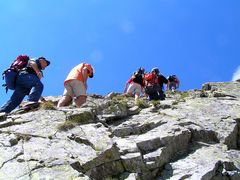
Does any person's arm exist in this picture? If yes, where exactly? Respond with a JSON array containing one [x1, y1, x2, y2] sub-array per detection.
[[141, 86, 147, 97], [176, 78, 180, 88], [82, 67, 89, 89], [162, 76, 168, 84], [29, 60, 42, 79], [124, 82, 129, 93], [166, 81, 169, 90], [124, 78, 132, 93], [158, 75, 168, 91]]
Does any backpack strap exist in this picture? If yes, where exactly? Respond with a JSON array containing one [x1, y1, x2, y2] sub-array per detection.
[[2, 69, 8, 93], [4, 85, 8, 93], [2, 69, 9, 78]]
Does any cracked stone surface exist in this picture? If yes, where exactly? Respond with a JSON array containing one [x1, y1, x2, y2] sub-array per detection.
[[0, 82, 239, 179]]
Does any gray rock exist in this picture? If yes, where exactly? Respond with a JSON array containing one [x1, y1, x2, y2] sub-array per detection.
[[0, 81, 239, 179], [158, 143, 240, 180], [0, 112, 7, 122]]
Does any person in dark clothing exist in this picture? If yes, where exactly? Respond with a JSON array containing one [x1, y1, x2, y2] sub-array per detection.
[[0, 57, 50, 113], [145, 67, 168, 100], [167, 75, 180, 92]]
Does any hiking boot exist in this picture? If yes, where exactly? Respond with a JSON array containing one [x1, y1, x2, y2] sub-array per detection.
[[22, 102, 40, 111], [14, 102, 40, 114]]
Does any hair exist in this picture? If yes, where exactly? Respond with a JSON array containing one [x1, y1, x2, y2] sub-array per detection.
[[38, 57, 46, 60], [138, 67, 145, 74], [38, 57, 50, 66], [151, 67, 160, 74]]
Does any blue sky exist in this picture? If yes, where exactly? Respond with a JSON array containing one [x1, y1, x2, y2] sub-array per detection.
[[0, 0, 239, 106]]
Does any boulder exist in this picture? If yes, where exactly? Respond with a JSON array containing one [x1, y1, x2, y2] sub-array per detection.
[[0, 81, 239, 179]]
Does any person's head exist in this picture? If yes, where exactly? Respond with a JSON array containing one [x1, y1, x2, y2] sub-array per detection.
[[38, 57, 50, 70], [151, 67, 160, 75], [85, 63, 94, 78], [138, 67, 145, 74]]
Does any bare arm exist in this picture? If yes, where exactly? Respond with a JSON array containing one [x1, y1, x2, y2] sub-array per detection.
[[29, 60, 42, 79], [166, 81, 169, 90], [82, 67, 89, 88], [124, 82, 129, 93]]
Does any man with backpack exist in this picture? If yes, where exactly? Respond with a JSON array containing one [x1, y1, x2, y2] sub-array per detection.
[[145, 67, 168, 100], [124, 67, 146, 101], [0, 56, 50, 113], [167, 75, 180, 92], [57, 63, 94, 107]]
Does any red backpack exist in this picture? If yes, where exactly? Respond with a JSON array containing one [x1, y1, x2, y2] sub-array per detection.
[[2, 55, 30, 92], [10, 55, 29, 70], [145, 72, 159, 86]]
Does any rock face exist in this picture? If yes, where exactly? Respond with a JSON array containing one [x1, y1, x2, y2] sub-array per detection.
[[0, 82, 239, 180]]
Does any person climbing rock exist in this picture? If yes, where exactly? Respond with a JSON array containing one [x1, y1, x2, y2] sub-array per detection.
[[167, 75, 180, 92], [0, 57, 50, 113], [145, 67, 168, 100], [57, 63, 94, 107], [124, 67, 146, 101]]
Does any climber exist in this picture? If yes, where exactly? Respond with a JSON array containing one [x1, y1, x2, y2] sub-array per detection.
[[0, 57, 50, 113], [144, 67, 168, 100], [167, 75, 180, 92], [124, 67, 146, 101], [57, 63, 94, 107]]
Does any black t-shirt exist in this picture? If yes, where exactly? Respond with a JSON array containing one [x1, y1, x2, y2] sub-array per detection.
[[25, 60, 42, 75], [158, 75, 168, 88], [168, 75, 177, 82], [132, 73, 145, 86]]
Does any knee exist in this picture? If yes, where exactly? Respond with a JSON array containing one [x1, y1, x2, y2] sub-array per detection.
[[35, 81, 44, 93], [79, 96, 87, 103], [57, 96, 72, 107], [39, 82, 44, 90]]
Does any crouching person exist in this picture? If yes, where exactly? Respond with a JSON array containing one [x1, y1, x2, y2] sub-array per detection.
[[124, 67, 145, 102], [167, 75, 180, 92], [0, 57, 50, 113], [57, 63, 94, 107], [145, 68, 168, 101]]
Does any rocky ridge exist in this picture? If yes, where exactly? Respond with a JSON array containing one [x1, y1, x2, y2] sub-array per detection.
[[0, 82, 239, 180]]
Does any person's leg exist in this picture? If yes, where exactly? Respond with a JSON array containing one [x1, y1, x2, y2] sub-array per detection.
[[28, 81, 43, 102], [0, 73, 37, 113], [57, 95, 73, 107], [16, 73, 44, 102], [172, 83, 177, 91], [148, 94, 153, 100], [74, 95, 87, 107], [57, 83, 74, 107], [169, 82, 176, 92], [134, 84, 142, 101], [70, 80, 87, 107], [126, 83, 138, 97], [0, 74, 31, 113], [0, 87, 27, 113], [153, 92, 160, 100], [158, 90, 165, 100], [134, 92, 140, 102]]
